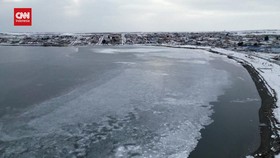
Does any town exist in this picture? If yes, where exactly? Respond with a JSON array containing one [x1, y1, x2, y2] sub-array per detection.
[[0, 30, 279, 54]]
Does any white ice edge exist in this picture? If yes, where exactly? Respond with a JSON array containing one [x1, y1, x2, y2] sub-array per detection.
[[165, 44, 280, 157]]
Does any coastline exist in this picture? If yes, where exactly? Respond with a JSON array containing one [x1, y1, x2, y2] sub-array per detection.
[[0, 44, 279, 157], [210, 49, 280, 157], [164, 45, 280, 157], [242, 62, 279, 157]]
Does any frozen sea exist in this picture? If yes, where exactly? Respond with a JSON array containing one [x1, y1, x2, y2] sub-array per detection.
[[0, 46, 260, 158]]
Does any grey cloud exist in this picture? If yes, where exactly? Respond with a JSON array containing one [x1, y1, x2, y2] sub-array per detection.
[[0, 0, 279, 32]]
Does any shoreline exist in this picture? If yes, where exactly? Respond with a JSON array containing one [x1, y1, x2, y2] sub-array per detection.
[[242, 62, 278, 157], [0, 44, 279, 157], [169, 45, 280, 157], [207, 48, 280, 157], [228, 56, 279, 157]]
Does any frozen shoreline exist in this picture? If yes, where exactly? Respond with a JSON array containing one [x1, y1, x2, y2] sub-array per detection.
[[0, 44, 278, 157], [163, 44, 280, 157], [0, 46, 238, 158]]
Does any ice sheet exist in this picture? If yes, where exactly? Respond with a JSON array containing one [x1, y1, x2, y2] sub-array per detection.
[[0, 47, 231, 158]]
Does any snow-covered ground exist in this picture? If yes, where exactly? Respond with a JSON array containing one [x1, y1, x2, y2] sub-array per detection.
[[235, 30, 280, 36]]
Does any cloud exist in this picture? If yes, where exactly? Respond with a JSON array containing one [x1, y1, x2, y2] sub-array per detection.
[[0, 0, 279, 32], [3, 0, 22, 2]]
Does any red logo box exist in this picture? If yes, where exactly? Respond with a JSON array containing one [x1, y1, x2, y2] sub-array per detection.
[[14, 8, 32, 26]]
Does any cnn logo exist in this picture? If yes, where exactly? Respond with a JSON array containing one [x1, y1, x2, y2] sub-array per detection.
[[15, 12, 30, 19], [14, 8, 32, 26]]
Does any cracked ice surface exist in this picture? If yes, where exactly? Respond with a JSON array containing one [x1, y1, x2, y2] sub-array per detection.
[[0, 46, 231, 158]]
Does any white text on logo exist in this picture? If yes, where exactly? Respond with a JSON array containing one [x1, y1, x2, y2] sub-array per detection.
[[15, 12, 30, 19]]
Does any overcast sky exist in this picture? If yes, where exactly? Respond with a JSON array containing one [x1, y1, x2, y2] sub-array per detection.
[[0, 0, 280, 32]]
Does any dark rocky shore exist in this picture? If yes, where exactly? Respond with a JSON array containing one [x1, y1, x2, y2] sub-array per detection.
[[208, 49, 280, 157], [243, 62, 279, 158]]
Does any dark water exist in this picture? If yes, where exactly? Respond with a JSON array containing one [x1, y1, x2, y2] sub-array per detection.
[[0, 46, 261, 158], [0, 46, 126, 117], [189, 60, 261, 158]]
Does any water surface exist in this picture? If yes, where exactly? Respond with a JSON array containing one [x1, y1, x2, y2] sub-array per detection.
[[0, 46, 260, 158]]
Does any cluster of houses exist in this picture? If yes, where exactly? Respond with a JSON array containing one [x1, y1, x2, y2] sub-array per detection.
[[0, 31, 279, 53]]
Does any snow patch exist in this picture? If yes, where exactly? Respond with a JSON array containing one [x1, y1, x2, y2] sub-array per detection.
[[276, 154, 280, 158]]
